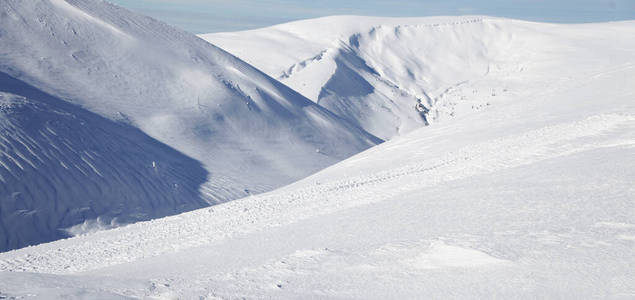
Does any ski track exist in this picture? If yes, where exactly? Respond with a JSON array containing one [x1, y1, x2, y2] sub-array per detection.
[[0, 113, 632, 274]]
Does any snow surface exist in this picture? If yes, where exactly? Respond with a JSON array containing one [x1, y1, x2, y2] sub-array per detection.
[[0, 14, 634, 298], [0, 0, 378, 250]]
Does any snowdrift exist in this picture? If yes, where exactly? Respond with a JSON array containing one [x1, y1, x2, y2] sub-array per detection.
[[0, 0, 379, 251]]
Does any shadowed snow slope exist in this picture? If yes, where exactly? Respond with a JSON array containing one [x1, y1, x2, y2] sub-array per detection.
[[0, 1, 379, 250], [0, 17, 633, 299], [0, 72, 209, 251], [203, 16, 635, 140]]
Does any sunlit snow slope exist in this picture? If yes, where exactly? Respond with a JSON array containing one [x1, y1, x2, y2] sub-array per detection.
[[0, 1, 378, 250], [203, 16, 633, 140], [0, 17, 634, 299]]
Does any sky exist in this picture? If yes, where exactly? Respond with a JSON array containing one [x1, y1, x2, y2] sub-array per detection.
[[108, 0, 635, 33]]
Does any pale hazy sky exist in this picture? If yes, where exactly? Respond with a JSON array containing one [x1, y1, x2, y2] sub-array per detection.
[[108, 0, 635, 33]]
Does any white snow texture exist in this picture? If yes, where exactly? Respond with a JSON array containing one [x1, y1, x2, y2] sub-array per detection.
[[1, 0, 635, 299]]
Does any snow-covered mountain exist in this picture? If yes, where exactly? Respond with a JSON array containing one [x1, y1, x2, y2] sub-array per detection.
[[0, 0, 379, 251], [203, 16, 634, 140], [1, 16, 634, 299]]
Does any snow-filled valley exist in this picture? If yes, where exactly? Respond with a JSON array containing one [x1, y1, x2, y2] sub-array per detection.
[[1, 0, 635, 298]]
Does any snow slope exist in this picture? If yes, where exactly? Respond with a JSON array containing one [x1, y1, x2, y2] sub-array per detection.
[[0, 0, 379, 198], [203, 16, 634, 140], [0, 0, 378, 250], [0, 17, 634, 298]]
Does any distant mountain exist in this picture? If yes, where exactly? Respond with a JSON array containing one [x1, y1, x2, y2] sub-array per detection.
[[0, 0, 379, 251], [201, 16, 551, 139]]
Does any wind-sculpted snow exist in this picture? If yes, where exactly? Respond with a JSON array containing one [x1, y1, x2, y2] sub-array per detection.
[[0, 0, 378, 250], [0, 72, 210, 251], [0, 112, 632, 273]]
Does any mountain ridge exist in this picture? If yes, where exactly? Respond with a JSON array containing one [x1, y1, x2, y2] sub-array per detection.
[[0, 0, 379, 251]]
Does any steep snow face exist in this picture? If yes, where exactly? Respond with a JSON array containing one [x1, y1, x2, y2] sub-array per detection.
[[203, 16, 634, 140], [0, 0, 379, 200], [0, 72, 210, 251], [0, 0, 379, 250]]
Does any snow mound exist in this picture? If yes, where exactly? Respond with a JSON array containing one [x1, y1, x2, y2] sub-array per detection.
[[414, 241, 508, 269]]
